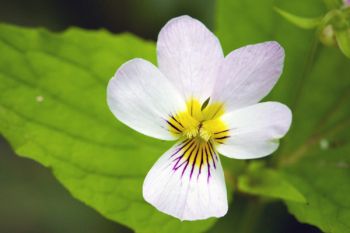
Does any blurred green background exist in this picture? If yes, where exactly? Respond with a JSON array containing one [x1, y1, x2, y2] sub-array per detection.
[[0, 0, 335, 232]]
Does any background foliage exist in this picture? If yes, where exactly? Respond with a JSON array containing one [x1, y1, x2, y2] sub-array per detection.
[[0, 0, 349, 233]]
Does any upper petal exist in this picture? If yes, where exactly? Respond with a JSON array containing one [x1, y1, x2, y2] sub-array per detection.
[[107, 58, 186, 140], [211, 41, 285, 111], [143, 140, 228, 220], [217, 102, 292, 159], [157, 15, 224, 102]]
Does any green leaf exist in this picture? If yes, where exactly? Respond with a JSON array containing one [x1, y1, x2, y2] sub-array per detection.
[[216, 0, 350, 232], [0, 24, 217, 233], [282, 145, 350, 233], [274, 7, 322, 29], [323, 0, 342, 9], [238, 163, 306, 203], [335, 29, 350, 58]]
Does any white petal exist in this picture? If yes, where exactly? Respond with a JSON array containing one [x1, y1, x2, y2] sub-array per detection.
[[211, 41, 285, 111], [107, 58, 186, 140], [143, 140, 228, 221], [217, 102, 292, 159], [157, 15, 224, 102]]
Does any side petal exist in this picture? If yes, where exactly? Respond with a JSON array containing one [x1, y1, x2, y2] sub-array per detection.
[[217, 102, 292, 159], [157, 15, 224, 102], [107, 58, 186, 140], [211, 41, 285, 111], [143, 140, 228, 221]]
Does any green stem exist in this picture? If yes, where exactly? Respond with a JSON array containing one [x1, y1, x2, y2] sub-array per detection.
[[238, 197, 266, 233], [278, 117, 350, 166], [291, 34, 319, 110]]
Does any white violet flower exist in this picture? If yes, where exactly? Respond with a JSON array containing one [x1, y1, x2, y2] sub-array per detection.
[[107, 15, 292, 221]]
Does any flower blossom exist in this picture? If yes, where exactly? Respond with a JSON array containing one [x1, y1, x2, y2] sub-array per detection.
[[107, 15, 292, 221]]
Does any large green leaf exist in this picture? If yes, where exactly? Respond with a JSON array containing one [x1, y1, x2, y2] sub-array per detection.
[[216, 0, 350, 232], [282, 145, 350, 233], [0, 24, 216, 233], [237, 162, 306, 203]]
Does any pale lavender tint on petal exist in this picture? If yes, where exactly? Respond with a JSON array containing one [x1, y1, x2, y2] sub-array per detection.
[[211, 41, 285, 111], [157, 15, 224, 102]]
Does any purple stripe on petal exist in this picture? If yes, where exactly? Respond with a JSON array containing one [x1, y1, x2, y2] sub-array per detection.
[[181, 143, 197, 178], [189, 144, 200, 180], [204, 145, 211, 183], [181, 161, 190, 178], [197, 146, 204, 180], [207, 142, 216, 169], [170, 139, 218, 183], [172, 141, 196, 170], [170, 139, 190, 158]]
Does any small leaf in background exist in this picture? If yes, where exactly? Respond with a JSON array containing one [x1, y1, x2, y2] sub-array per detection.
[[319, 25, 338, 46], [335, 28, 350, 57], [326, 7, 350, 57], [275, 1, 350, 58], [323, 0, 342, 9], [274, 7, 322, 29], [238, 162, 306, 203]]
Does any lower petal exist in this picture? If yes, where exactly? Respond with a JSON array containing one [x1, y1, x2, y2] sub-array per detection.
[[143, 140, 228, 221]]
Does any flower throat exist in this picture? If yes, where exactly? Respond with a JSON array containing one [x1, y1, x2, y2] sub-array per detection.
[[166, 98, 230, 144]]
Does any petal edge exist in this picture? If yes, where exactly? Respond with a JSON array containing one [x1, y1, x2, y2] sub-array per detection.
[[217, 102, 292, 159], [157, 15, 224, 102], [107, 58, 186, 140], [212, 41, 285, 111]]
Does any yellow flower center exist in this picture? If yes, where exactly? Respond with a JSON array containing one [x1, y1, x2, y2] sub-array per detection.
[[167, 98, 230, 144]]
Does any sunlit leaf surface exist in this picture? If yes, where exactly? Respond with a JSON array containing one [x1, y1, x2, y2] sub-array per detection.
[[237, 163, 306, 203], [0, 24, 216, 233]]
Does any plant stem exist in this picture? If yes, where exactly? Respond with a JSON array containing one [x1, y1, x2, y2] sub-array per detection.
[[238, 197, 266, 233], [278, 117, 350, 166]]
